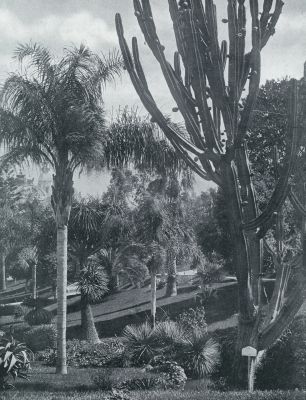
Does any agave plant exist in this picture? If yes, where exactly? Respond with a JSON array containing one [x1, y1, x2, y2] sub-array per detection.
[[122, 322, 159, 366], [154, 320, 186, 348], [178, 329, 220, 379], [0, 336, 32, 390]]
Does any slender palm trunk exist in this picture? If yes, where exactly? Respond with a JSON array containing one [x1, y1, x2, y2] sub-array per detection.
[[1, 254, 6, 291], [32, 263, 37, 299], [165, 248, 177, 297], [80, 294, 100, 344], [56, 225, 68, 375], [150, 272, 157, 328]]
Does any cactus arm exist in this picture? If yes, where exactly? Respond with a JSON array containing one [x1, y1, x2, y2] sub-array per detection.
[[237, 0, 261, 141], [115, 13, 221, 183], [187, 4, 224, 153], [260, 0, 273, 33], [259, 273, 305, 350], [237, 1, 246, 93], [116, 16, 203, 158], [261, 0, 285, 48], [134, 0, 207, 152], [227, 0, 238, 118], [288, 189, 306, 217], [243, 80, 300, 232], [238, 1, 284, 99]]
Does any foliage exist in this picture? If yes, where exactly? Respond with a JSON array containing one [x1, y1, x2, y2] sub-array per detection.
[[78, 259, 109, 304], [0, 304, 24, 317], [3, 323, 31, 344], [178, 329, 220, 378], [122, 322, 158, 366], [24, 325, 56, 352], [0, 336, 32, 390], [91, 368, 114, 391], [38, 338, 125, 368], [213, 328, 237, 388], [24, 308, 52, 326], [123, 320, 219, 379], [176, 306, 207, 333], [256, 316, 306, 390], [154, 320, 186, 348], [148, 358, 187, 390]]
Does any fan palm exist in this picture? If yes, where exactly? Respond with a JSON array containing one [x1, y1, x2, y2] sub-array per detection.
[[78, 257, 109, 344], [0, 43, 122, 374]]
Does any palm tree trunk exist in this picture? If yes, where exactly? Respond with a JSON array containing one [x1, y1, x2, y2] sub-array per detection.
[[32, 263, 37, 299], [150, 272, 157, 328], [56, 225, 68, 375], [80, 294, 100, 344], [1, 254, 6, 291], [165, 248, 177, 297]]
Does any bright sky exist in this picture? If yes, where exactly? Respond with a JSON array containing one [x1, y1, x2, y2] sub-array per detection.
[[0, 1, 305, 196]]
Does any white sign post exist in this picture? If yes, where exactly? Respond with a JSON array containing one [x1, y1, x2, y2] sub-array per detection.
[[242, 346, 257, 392]]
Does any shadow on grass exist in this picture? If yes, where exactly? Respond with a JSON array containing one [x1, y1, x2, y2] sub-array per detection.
[[16, 381, 97, 393]]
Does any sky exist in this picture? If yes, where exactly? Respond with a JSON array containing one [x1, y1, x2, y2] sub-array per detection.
[[0, 0, 305, 196]]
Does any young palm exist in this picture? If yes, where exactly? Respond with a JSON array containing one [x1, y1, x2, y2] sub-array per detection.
[[78, 257, 109, 344], [135, 191, 168, 328], [0, 43, 122, 374]]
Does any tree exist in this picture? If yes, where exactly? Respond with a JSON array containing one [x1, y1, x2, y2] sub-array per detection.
[[135, 188, 168, 328], [115, 0, 306, 387], [0, 43, 122, 374], [77, 257, 109, 343]]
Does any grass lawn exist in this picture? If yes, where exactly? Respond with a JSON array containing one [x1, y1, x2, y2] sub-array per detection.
[[0, 365, 304, 400]]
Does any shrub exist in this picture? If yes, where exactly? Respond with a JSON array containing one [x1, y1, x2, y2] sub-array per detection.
[[177, 329, 220, 378], [148, 358, 187, 389], [0, 336, 32, 390], [176, 306, 207, 333], [24, 324, 56, 352], [24, 308, 52, 326], [38, 338, 125, 367], [14, 305, 28, 320], [154, 320, 186, 348], [122, 322, 159, 366], [256, 316, 306, 390], [3, 323, 31, 343]]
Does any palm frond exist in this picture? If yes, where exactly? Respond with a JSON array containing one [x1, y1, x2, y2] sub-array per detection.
[[13, 42, 54, 85], [78, 259, 109, 303]]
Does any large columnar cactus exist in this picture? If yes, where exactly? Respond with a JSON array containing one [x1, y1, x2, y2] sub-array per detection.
[[115, 0, 306, 384]]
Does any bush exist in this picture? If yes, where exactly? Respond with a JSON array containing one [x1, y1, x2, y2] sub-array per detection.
[[24, 324, 56, 352], [2, 323, 31, 343], [176, 306, 207, 332], [24, 308, 52, 326], [256, 316, 306, 390], [123, 323, 159, 366], [38, 338, 125, 367], [0, 336, 32, 390], [148, 358, 187, 390], [14, 305, 28, 320], [176, 329, 220, 379]]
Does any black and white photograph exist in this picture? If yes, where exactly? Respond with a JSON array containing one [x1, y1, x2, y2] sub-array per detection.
[[0, 1, 305, 399]]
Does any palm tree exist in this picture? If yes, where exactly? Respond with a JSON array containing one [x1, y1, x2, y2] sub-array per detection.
[[135, 190, 168, 328], [78, 257, 109, 343], [0, 43, 122, 374]]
